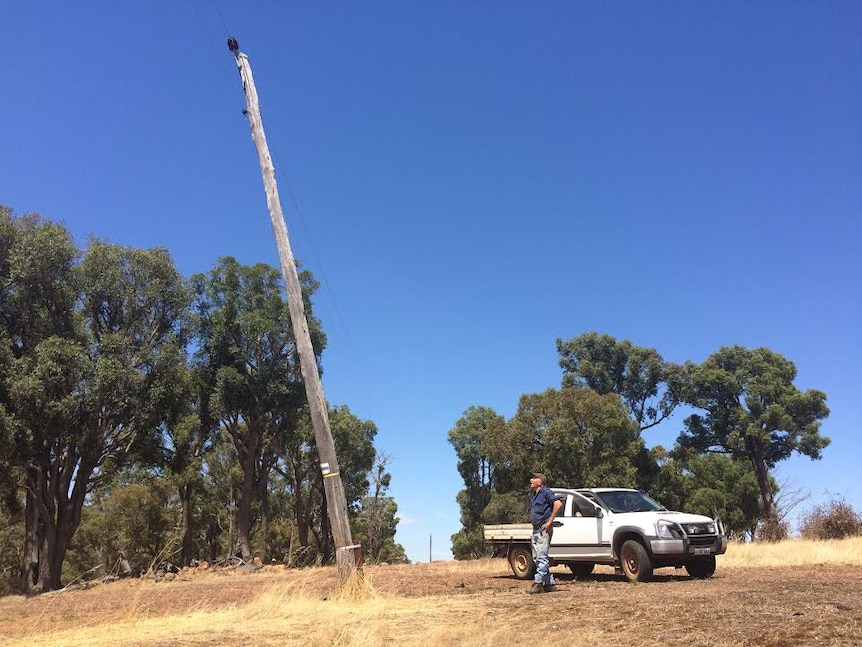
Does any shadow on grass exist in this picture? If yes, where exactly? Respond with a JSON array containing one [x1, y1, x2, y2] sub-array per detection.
[[491, 572, 704, 584]]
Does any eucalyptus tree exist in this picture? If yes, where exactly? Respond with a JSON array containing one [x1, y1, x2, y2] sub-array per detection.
[[159, 363, 212, 567], [682, 454, 763, 539], [677, 346, 829, 526], [1, 207, 188, 591], [480, 386, 641, 524], [447, 406, 503, 559], [191, 257, 323, 562], [282, 404, 377, 563], [2, 209, 82, 591], [352, 453, 406, 563], [556, 332, 685, 432]]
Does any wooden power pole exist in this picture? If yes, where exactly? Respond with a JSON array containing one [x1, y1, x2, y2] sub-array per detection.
[[227, 37, 360, 582]]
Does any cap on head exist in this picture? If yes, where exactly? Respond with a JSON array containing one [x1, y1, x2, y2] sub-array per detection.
[[530, 472, 547, 484]]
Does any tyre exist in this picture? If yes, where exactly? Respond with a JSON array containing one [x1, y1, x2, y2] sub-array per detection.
[[685, 556, 716, 579], [508, 545, 535, 580], [568, 562, 595, 577], [620, 539, 653, 582]]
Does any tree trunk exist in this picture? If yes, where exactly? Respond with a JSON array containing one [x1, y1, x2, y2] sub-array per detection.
[[23, 484, 40, 593], [237, 455, 256, 561], [38, 460, 90, 591], [749, 439, 776, 520], [180, 483, 194, 566], [290, 461, 310, 550], [258, 473, 269, 563]]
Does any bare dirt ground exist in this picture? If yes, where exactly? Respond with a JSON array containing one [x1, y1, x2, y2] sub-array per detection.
[[1, 560, 860, 646]]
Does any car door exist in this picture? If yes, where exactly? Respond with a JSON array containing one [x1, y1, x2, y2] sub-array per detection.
[[549, 493, 612, 560]]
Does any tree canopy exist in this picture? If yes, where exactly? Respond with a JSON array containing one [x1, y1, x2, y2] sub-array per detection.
[[450, 334, 831, 554], [0, 206, 405, 593], [677, 345, 830, 523], [556, 332, 684, 431]]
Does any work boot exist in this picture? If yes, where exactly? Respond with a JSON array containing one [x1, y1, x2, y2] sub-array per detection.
[[543, 582, 556, 593], [527, 583, 544, 594]]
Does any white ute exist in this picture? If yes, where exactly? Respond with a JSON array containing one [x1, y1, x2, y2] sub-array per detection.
[[484, 487, 728, 582]]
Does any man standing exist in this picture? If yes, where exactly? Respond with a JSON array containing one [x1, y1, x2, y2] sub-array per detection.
[[528, 472, 562, 593]]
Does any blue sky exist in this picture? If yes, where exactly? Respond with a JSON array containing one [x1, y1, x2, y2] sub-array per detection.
[[3, 2, 860, 562]]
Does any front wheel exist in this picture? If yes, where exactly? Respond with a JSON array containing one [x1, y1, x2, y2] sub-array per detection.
[[685, 556, 716, 579], [508, 545, 535, 580], [620, 539, 653, 582]]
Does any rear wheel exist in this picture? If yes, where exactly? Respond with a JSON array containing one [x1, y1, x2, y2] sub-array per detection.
[[508, 545, 535, 580], [620, 539, 653, 582], [568, 562, 595, 577], [685, 556, 716, 579]]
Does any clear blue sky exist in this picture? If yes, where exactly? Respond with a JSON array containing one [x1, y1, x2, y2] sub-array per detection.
[[3, 3, 860, 562]]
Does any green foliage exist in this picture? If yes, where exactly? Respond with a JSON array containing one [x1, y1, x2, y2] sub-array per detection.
[[0, 505, 23, 596], [449, 335, 831, 557], [679, 346, 830, 464], [493, 387, 642, 490], [198, 429, 243, 563], [556, 332, 684, 431], [351, 454, 407, 564], [447, 407, 503, 559], [283, 405, 379, 563], [191, 257, 316, 561], [330, 406, 377, 511], [1, 208, 399, 589], [65, 474, 180, 582], [798, 498, 862, 540], [480, 491, 526, 525], [353, 496, 407, 564], [678, 346, 830, 520], [447, 385, 645, 556], [450, 525, 487, 560], [448, 406, 501, 525], [680, 454, 762, 538]]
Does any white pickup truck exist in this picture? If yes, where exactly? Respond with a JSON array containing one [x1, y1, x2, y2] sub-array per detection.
[[484, 487, 728, 582]]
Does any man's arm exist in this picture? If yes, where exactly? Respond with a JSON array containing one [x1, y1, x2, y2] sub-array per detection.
[[541, 497, 563, 530]]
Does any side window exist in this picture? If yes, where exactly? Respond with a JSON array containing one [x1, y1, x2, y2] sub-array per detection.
[[571, 493, 594, 517]]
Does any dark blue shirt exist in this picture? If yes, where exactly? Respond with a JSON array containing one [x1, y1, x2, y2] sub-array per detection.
[[530, 485, 557, 527]]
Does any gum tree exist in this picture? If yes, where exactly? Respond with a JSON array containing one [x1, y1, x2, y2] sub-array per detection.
[[556, 332, 685, 432], [677, 346, 829, 527], [191, 257, 321, 562], [2, 208, 188, 590]]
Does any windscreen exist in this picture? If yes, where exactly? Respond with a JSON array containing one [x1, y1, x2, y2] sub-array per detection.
[[593, 490, 666, 513]]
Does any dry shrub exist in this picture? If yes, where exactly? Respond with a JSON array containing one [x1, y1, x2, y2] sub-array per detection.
[[756, 515, 788, 542], [798, 497, 862, 540]]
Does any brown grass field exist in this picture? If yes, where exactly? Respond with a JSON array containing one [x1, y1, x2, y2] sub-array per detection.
[[0, 537, 860, 646]]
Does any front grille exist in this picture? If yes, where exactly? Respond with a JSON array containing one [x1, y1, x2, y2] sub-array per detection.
[[682, 522, 715, 535], [688, 535, 717, 547]]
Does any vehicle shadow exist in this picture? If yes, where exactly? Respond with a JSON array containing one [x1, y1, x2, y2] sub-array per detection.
[[491, 572, 696, 584]]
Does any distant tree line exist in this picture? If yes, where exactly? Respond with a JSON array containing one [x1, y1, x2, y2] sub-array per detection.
[[0, 206, 406, 595], [449, 332, 833, 558]]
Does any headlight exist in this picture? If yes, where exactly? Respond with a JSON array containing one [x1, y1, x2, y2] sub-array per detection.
[[656, 519, 680, 539]]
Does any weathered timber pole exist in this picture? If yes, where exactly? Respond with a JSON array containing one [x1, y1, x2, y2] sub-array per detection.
[[227, 37, 360, 582]]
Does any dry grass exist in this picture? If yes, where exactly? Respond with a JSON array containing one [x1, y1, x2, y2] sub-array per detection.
[[1, 538, 860, 647], [721, 535, 862, 567]]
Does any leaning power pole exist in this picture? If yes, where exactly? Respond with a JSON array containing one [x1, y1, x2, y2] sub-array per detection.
[[227, 37, 360, 582]]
